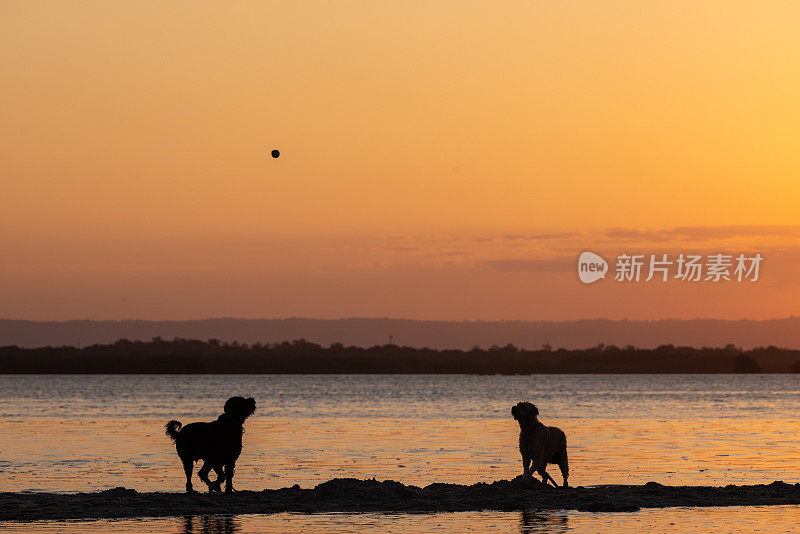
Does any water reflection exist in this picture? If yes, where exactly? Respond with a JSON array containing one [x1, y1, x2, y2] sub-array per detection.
[[519, 510, 569, 533], [5, 507, 800, 533], [182, 515, 240, 534]]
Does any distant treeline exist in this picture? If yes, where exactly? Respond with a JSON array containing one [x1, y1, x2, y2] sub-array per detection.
[[4, 338, 800, 374]]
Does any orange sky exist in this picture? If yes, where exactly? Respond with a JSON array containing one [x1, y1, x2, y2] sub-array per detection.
[[2, 1, 800, 320]]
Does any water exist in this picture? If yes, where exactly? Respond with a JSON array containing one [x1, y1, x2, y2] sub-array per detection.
[[2, 374, 800, 532], [3, 507, 800, 533]]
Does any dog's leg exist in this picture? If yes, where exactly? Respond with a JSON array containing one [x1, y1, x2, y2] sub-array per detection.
[[521, 454, 532, 481], [557, 450, 569, 488], [530, 451, 546, 484], [539, 467, 559, 488], [209, 465, 224, 492], [181, 456, 196, 494], [198, 461, 214, 492], [224, 462, 236, 494]]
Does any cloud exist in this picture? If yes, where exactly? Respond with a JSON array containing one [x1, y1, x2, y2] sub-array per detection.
[[484, 257, 573, 272], [602, 229, 669, 241], [669, 225, 800, 240], [601, 225, 800, 243], [384, 246, 421, 252], [502, 232, 581, 241], [437, 250, 472, 257]]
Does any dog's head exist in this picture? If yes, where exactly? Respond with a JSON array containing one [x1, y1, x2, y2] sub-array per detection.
[[224, 396, 256, 424], [511, 401, 539, 422]]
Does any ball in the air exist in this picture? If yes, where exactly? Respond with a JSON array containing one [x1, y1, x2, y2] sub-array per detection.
[[270, 149, 280, 159]]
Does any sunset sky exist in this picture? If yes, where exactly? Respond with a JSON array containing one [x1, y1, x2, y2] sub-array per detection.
[[2, 1, 800, 320]]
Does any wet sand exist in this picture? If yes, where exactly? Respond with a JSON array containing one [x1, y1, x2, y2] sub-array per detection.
[[4, 478, 800, 520]]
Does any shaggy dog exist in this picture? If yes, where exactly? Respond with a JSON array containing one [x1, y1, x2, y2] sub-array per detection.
[[165, 396, 256, 493], [511, 401, 568, 487]]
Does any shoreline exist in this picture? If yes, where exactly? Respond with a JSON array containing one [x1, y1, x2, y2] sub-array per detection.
[[3, 478, 800, 520]]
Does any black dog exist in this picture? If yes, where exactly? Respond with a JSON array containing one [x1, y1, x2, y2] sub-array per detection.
[[165, 396, 256, 493], [511, 401, 569, 487]]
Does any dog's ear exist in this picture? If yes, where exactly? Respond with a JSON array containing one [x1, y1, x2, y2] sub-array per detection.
[[224, 396, 244, 415], [530, 404, 539, 417], [511, 403, 520, 420], [247, 397, 256, 415]]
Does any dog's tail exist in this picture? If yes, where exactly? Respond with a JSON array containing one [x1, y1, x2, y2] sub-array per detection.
[[165, 420, 182, 442]]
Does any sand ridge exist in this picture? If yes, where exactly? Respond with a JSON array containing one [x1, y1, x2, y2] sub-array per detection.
[[4, 477, 800, 520]]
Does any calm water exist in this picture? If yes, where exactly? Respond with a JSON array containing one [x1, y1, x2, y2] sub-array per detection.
[[2, 374, 800, 532], [4, 507, 800, 533]]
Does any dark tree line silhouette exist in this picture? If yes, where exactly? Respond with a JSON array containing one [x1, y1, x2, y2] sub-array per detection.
[[0, 338, 796, 373]]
